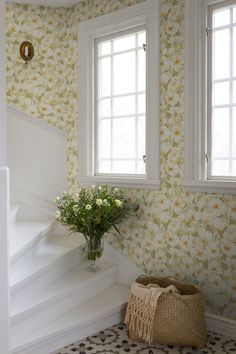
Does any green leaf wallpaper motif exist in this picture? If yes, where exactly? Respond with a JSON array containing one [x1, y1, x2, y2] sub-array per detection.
[[6, 0, 236, 320]]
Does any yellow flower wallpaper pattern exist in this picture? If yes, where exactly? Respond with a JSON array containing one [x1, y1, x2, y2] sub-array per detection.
[[6, 0, 236, 321]]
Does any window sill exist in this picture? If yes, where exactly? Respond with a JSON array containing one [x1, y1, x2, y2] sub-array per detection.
[[182, 179, 236, 194], [78, 176, 161, 190]]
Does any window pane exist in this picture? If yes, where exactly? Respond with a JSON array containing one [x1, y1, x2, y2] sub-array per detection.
[[138, 48, 146, 91], [112, 160, 136, 174], [212, 108, 229, 158], [137, 160, 145, 174], [233, 8, 236, 23], [113, 34, 135, 53], [99, 99, 111, 117], [113, 117, 135, 159], [98, 57, 111, 97], [232, 161, 236, 175], [212, 135, 229, 159], [98, 40, 111, 56], [98, 160, 111, 174], [212, 160, 230, 176], [138, 31, 146, 47], [213, 81, 230, 105], [113, 52, 135, 95], [137, 115, 146, 158], [213, 29, 230, 80], [233, 80, 236, 104], [98, 119, 111, 159], [233, 108, 236, 157], [95, 28, 146, 176], [138, 93, 146, 114], [113, 95, 135, 116], [233, 28, 236, 77], [213, 9, 230, 28]]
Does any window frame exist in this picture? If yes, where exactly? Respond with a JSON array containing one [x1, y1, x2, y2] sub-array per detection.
[[183, 0, 236, 194], [78, 0, 160, 189]]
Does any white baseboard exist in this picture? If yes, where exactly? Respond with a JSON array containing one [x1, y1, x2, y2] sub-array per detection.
[[206, 312, 236, 339]]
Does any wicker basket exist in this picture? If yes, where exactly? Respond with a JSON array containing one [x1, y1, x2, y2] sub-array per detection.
[[127, 275, 207, 348]]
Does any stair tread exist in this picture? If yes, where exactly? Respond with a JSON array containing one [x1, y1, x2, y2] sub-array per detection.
[[10, 234, 84, 288], [11, 283, 129, 350], [11, 260, 118, 318], [10, 221, 53, 259]]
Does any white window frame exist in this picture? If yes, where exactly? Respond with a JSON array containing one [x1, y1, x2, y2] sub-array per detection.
[[184, 0, 236, 194], [78, 0, 160, 189]]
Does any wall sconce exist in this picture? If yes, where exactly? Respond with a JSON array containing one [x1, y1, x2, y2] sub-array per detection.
[[19, 41, 34, 62]]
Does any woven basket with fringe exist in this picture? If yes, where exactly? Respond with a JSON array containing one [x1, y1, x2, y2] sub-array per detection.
[[127, 275, 207, 348]]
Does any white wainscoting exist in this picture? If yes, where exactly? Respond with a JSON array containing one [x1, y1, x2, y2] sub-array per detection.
[[7, 106, 68, 207]]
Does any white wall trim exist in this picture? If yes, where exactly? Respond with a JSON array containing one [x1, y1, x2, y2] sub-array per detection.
[[7, 105, 68, 139], [0, 168, 10, 354], [206, 312, 236, 339], [78, 0, 160, 190], [79, 176, 161, 190], [0, 0, 9, 352], [183, 179, 236, 194], [183, 0, 236, 194]]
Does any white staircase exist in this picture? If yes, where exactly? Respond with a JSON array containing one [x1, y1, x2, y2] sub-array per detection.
[[9, 202, 141, 354]]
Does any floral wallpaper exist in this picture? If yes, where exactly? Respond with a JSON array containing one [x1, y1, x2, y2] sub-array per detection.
[[6, 0, 236, 321]]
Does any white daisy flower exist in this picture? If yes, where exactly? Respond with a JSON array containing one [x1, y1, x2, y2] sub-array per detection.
[[96, 199, 103, 206], [115, 199, 123, 207]]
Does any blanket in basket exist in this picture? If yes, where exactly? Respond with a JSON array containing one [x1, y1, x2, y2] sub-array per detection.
[[124, 281, 180, 344]]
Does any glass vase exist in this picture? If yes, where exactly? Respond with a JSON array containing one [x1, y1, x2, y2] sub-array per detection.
[[83, 236, 104, 272]]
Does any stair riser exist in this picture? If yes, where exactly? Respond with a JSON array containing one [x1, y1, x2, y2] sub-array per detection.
[[11, 271, 116, 335], [10, 224, 53, 265], [10, 204, 20, 229], [11, 195, 55, 222], [11, 245, 85, 294], [11, 306, 125, 354]]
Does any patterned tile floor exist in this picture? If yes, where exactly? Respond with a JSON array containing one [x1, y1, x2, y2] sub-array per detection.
[[52, 323, 236, 354]]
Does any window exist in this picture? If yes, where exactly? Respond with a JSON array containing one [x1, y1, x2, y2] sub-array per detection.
[[78, 0, 160, 189], [184, 0, 236, 194], [209, 1, 236, 178], [95, 28, 146, 176]]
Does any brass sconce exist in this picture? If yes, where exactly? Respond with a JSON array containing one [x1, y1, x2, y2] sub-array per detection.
[[20, 41, 34, 62]]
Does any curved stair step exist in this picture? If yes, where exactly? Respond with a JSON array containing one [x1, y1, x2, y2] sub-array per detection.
[[11, 260, 118, 324], [10, 284, 129, 354], [10, 234, 85, 293], [10, 220, 54, 263]]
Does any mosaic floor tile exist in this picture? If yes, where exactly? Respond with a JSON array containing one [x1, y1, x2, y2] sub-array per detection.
[[52, 323, 236, 354]]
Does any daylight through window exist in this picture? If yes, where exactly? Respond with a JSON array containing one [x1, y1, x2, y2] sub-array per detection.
[[209, 2, 236, 178], [95, 28, 146, 176]]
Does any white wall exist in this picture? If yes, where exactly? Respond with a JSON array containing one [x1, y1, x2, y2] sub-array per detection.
[[7, 106, 68, 207]]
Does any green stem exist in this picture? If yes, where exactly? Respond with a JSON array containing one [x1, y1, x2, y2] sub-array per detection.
[[86, 236, 103, 261]]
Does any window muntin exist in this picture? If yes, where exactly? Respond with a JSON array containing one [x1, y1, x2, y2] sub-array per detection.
[[208, 1, 236, 178], [95, 28, 146, 176]]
